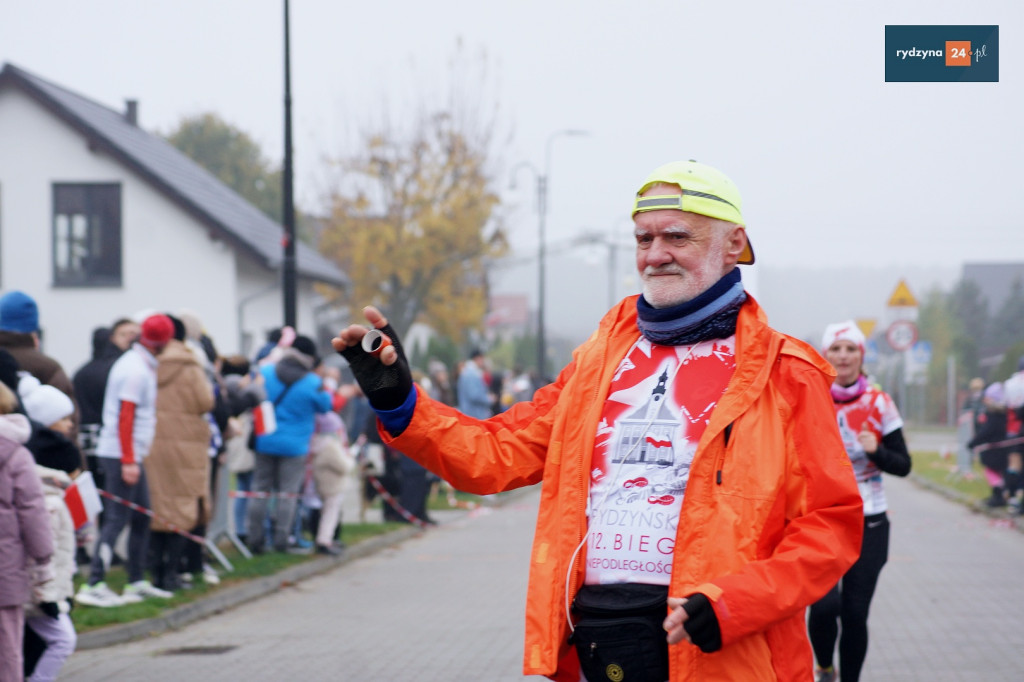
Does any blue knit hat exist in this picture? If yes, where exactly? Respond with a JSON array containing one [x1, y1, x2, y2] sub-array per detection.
[[0, 291, 39, 333]]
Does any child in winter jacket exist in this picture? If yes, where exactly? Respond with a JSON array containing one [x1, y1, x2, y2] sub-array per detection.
[[311, 411, 354, 555], [19, 375, 81, 681], [0, 380, 54, 681]]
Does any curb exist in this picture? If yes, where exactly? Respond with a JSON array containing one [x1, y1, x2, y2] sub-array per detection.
[[76, 524, 421, 650], [76, 485, 538, 650], [908, 473, 1024, 533]]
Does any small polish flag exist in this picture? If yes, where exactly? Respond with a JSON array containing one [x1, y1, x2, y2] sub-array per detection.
[[252, 401, 277, 436], [64, 471, 103, 530]]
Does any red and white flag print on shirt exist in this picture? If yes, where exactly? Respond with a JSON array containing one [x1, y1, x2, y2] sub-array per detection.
[[585, 336, 735, 585], [834, 387, 903, 515]]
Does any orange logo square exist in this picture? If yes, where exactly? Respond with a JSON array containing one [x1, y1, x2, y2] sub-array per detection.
[[946, 41, 971, 66]]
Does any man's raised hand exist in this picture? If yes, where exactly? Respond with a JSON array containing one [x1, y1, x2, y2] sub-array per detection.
[[331, 306, 412, 411]]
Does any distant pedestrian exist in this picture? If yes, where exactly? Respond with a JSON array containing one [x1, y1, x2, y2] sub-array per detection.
[[72, 323, 127, 484], [310, 411, 353, 554], [1003, 357, 1024, 512], [456, 349, 491, 419], [969, 382, 1013, 508], [220, 356, 263, 547], [0, 380, 54, 681], [426, 360, 455, 407], [76, 314, 176, 607], [145, 320, 214, 592], [0, 290, 79, 451], [808, 321, 912, 682], [955, 377, 986, 479], [246, 336, 332, 553]]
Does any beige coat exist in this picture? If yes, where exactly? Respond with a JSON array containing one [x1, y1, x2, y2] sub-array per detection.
[[146, 340, 214, 533], [312, 433, 354, 498]]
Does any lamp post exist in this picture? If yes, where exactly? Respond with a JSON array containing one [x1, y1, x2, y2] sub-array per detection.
[[281, 0, 297, 328], [574, 222, 633, 309], [511, 129, 588, 380]]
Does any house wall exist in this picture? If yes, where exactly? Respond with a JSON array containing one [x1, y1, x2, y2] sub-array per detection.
[[0, 85, 281, 373], [235, 260, 331, 359]]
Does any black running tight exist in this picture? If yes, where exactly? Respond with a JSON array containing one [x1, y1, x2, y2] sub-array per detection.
[[808, 512, 889, 682]]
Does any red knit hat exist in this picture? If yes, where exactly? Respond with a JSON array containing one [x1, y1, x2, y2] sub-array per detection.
[[139, 314, 174, 350]]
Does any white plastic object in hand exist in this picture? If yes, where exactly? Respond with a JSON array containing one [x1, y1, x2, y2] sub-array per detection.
[[361, 329, 393, 358]]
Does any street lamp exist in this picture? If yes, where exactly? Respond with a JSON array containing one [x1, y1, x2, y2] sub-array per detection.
[[510, 129, 588, 379], [574, 221, 633, 309]]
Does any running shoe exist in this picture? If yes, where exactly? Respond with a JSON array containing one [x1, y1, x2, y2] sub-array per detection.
[[75, 581, 124, 608], [202, 563, 221, 585], [815, 667, 837, 682], [122, 579, 173, 601]]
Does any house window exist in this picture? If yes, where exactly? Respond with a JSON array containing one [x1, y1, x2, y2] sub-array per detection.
[[52, 183, 122, 287]]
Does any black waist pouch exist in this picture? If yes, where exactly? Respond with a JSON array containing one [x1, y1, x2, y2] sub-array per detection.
[[570, 583, 669, 682]]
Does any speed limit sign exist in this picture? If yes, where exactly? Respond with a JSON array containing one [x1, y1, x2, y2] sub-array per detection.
[[886, 320, 918, 351]]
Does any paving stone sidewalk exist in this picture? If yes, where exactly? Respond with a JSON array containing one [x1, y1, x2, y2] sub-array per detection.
[[61, 430, 1024, 680]]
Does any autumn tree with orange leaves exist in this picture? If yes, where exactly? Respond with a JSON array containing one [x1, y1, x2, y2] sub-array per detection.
[[319, 99, 507, 343]]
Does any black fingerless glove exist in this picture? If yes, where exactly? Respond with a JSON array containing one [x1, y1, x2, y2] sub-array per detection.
[[337, 322, 414, 411], [40, 601, 61, 619], [682, 593, 722, 653]]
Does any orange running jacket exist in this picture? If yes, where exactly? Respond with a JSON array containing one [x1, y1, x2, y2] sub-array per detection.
[[384, 294, 863, 681]]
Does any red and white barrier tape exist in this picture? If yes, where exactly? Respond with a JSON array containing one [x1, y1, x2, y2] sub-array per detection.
[[230, 483, 435, 527], [973, 434, 1024, 452], [365, 475, 433, 529], [97, 488, 207, 545], [227, 490, 302, 499], [102, 481, 433, 547]]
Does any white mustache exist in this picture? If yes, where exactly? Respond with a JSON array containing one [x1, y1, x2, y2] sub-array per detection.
[[643, 265, 685, 277]]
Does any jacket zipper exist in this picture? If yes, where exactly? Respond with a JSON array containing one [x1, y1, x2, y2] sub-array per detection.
[[716, 422, 733, 485]]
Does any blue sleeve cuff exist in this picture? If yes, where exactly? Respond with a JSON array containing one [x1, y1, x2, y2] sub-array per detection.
[[374, 386, 418, 436]]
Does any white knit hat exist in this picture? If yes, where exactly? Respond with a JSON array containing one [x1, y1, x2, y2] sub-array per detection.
[[18, 374, 74, 427], [821, 320, 866, 353]]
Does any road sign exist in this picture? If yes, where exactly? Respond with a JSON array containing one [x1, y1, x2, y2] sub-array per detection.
[[856, 318, 877, 339], [911, 340, 932, 366], [886, 320, 918, 351], [864, 339, 879, 366], [887, 279, 919, 308]]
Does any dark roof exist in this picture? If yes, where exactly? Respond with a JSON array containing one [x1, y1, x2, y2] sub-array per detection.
[[0, 62, 347, 288], [962, 262, 1024, 313]]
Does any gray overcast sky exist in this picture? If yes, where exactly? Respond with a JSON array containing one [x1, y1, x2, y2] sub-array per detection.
[[3, 1, 1021, 280]]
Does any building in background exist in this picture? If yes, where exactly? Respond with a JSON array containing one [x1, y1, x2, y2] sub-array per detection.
[[962, 262, 1024, 318], [0, 63, 348, 371]]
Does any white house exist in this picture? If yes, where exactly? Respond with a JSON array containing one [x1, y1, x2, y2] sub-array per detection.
[[0, 63, 349, 374]]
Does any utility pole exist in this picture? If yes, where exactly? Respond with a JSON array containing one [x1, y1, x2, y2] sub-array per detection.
[[281, 0, 297, 328]]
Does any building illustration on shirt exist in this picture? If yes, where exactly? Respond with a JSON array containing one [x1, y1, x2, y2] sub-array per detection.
[[585, 339, 736, 584], [612, 367, 678, 468]]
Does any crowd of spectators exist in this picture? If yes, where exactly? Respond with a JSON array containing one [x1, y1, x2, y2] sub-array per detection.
[[966, 356, 1024, 512], [0, 287, 537, 679]]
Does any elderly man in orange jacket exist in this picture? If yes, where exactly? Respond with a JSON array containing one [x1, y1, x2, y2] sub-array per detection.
[[334, 160, 863, 682]]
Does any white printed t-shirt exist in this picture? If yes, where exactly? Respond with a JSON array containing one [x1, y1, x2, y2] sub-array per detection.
[[95, 343, 159, 463], [833, 387, 903, 515], [585, 336, 735, 586]]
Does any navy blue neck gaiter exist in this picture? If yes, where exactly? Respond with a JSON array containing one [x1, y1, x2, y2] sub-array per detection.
[[636, 268, 746, 346]]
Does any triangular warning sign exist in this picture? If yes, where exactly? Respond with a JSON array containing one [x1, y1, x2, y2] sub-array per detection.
[[856, 319, 877, 338], [887, 279, 918, 308]]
